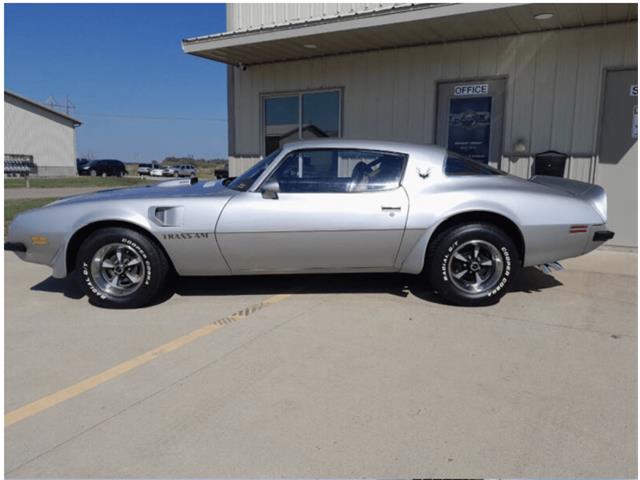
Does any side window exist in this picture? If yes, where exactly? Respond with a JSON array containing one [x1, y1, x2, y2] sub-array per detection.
[[266, 149, 406, 193]]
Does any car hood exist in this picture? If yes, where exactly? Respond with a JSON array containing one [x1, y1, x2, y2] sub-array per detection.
[[49, 179, 235, 206]]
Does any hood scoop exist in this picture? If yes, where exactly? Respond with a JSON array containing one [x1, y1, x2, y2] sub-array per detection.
[[157, 177, 198, 188]]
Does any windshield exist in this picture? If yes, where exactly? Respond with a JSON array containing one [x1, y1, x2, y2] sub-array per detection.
[[227, 148, 282, 191]]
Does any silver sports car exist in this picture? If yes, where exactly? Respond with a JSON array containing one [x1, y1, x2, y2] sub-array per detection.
[[5, 139, 614, 308]]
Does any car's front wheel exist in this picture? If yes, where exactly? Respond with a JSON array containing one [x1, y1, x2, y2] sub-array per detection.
[[75, 227, 171, 308], [427, 223, 520, 306]]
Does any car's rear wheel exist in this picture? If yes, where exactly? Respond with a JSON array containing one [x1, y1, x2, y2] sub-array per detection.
[[427, 223, 520, 306], [75, 227, 170, 308]]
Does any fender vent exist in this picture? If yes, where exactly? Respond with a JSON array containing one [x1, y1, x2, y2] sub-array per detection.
[[150, 206, 183, 226]]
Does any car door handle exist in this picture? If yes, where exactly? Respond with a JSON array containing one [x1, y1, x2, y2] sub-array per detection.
[[381, 206, 402, 211]]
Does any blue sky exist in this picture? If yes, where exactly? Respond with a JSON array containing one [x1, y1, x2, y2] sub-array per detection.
[[5, 3, 228, 162]]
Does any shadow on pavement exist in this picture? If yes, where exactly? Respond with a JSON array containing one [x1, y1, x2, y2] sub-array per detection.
[[29, 266, 562, 307]]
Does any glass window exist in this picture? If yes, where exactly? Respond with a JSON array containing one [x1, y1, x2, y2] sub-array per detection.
[[302, 91, 340, 138], [227, 148, 282, 192], [264, 96, 298, 156], [265, 149, 406, 193], [444, 151, 505, 176], [263, 90, 341, 155]]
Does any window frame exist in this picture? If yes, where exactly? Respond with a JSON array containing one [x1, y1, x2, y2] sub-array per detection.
[[260, 88, 344, 156], [254, 147, 409, 195]]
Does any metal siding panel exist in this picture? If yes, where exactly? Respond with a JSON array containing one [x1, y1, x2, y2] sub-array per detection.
[[440, 42, 462, 80], [571, 27, 603, 154], [4, 97, 76, 174], [530, 31, 558, 153], [510, 34, 537, 155], [392, 49, 411, 141], [375, 50, 395, 139], [550, 28, 581, 153], [422, 45, 441, 144], [601, 22, 628, 67], [623, 21, 638, 66], [406, 46, 427, 143], [497, 35, 518, 153]]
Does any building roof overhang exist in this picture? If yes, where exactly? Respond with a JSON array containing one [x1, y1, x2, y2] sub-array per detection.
[[5, 90, 82, 126], [182, 3, 638, 66]]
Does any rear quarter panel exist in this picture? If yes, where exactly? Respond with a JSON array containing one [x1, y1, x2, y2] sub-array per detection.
[[398, 167, 604, 273]]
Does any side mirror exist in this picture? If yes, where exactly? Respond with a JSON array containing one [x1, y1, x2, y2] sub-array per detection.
[[261, 179, 279, 199]]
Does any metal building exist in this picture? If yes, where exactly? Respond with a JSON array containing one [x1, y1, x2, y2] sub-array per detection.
[[183, 3, 638, 247], [5, 91, 81, 177]]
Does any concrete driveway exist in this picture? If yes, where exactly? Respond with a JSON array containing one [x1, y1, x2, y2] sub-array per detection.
[[4, 250, 637, 477]]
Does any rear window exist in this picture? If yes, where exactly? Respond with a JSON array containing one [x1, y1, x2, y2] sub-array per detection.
[[444, 152, 505, 176]]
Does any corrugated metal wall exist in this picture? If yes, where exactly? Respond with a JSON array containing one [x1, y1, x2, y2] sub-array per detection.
[[227, 3, 408, 32], [229, 22, 637, 180], [5, 95, 77, 176]]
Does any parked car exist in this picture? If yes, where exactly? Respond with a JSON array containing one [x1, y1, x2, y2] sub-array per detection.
[[5, 139, 614, 309], [149, 167, 166, 177], [176, 164, 197, 177], [137, 163, 159, 176], [78, 159, 127, 177], [214, 167, 229, 179], [76, 158, 90, 174], [162, 166, 179, 177]]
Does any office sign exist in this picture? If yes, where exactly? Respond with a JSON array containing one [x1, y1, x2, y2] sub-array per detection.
[[453, 83, 489, 96]]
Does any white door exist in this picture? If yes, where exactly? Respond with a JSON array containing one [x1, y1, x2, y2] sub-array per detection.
[[216, 148, 409, 273]]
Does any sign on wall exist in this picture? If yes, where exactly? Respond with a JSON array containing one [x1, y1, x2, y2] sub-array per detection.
[[453, 84, 489, 96], [630, 84, 637, 96], [447, 97, 492, 163]]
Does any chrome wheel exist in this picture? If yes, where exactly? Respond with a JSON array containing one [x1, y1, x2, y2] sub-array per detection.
[[447, 239, 504, 295], [90, 243, 146, 297]]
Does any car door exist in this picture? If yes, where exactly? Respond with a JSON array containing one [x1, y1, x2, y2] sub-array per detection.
[[216, 148, 409, 274]]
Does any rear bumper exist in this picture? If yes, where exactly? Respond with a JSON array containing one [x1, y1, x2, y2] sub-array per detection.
[[593, 230, 615, 242], [4, 242, 26, 252]]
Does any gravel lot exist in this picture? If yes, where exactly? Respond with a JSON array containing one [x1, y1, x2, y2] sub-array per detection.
[[4, 249, 637, 477]]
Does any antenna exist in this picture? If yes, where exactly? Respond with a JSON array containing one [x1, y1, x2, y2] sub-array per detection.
[[45, 95, 76, 115]]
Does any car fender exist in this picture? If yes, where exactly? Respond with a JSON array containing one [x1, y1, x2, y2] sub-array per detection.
[[53, 207, 156, 279]]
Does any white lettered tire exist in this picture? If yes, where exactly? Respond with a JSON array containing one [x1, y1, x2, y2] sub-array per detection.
[[75, 227, 170, 308], [427, 223, 520, 306]]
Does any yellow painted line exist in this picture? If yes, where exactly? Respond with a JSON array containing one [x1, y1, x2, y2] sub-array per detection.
[[5, 293, 291, 427]]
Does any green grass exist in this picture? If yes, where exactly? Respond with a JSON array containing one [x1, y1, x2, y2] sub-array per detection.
[[5, 197, 59, 236], [4, 176, 152, 189]]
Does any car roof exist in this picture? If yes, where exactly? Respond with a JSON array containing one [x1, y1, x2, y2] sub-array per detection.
[[279, 138, 446, 157]]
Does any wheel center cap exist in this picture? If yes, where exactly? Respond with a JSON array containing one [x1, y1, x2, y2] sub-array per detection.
[[470, 262, 480, 272], [114, 265, 124, 275]]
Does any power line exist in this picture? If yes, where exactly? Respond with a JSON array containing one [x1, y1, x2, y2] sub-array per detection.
[[76, 111, 227, 122]]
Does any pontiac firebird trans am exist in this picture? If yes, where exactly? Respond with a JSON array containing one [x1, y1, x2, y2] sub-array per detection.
[[5, 140, 614, 309]]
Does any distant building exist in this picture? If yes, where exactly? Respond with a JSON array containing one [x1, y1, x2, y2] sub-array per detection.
[[183, 3, 638, 247], [5, 90, 81, 176]]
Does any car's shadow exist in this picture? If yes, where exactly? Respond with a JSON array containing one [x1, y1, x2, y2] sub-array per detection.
[[30, 267, 562, 308]]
